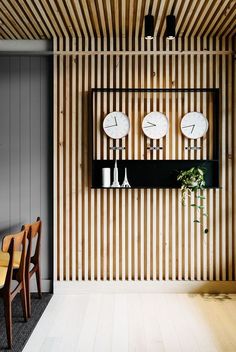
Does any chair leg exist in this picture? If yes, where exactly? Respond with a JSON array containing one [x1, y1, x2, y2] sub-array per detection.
[[4, 294, 12, 349], [25, 273, 31, 318], [20, 279, 28, 322], [36, 267, 42, 299]]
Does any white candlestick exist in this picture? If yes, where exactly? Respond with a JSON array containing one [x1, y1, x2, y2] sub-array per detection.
[[102, 168, 111, 187]]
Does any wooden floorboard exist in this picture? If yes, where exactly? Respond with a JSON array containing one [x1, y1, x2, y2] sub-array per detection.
[[23, 293, 236, 352]]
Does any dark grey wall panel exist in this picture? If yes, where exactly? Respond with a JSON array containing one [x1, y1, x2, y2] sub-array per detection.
[[0, 56, 52, 287], [0, 58, 10, 234]]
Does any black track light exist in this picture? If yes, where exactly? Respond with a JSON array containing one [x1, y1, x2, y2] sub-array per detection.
[[145, 15, 154, 40], [166, 15, 175, 40]]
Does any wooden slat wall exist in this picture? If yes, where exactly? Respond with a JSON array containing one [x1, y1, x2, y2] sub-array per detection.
[[1, 0, 236, 40], [54, 37, 236, 281]]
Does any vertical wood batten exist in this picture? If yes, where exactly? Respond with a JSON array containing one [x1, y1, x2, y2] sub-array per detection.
[[140, 39, 145, 280], [82, 39, 89, 281], [159, 38, 163, 281], [164, 41, 170, 281], [190, 38, 195, 280], [177, 37, 183, 280], [127, 48, 132, 281], [109, 40, 114, 280], [172, 51, 177, 281], [58, 37, 64, 281], [65, 40, 70, 281], [71, 38, 76, 281], [183, 37, 189, 280], [121, 54, 126, 281], [221, 38, 227, 281], [208, 41, 214, 281], [233, 36, 236, 280], [53, 37, 58, 281], [146, 43, 151, 281], [103, 39, 108, 281], [231, 39, 235, 275], [77, 37, 83, 280], [227, 38, 233, 280]]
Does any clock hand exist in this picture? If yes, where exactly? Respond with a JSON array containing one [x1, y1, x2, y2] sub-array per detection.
[[191, 124, 195, 133], [114, 116, 118, 126], [182, 124, 195, 129], [104, 124, 117, 128], [143, 121, 156, 128]]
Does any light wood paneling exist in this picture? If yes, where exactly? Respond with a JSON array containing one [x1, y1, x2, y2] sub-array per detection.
[[53, 37, 236, 281], [0, 0, 236, 40]]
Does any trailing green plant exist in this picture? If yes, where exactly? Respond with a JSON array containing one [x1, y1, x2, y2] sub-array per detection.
[[177, 167, 208, 234]]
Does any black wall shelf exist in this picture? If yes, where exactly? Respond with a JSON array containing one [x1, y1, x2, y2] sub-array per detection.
[[91, 88, 220, 189], [92, 160, 219, 189]]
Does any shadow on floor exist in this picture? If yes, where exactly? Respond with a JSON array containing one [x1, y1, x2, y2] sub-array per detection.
[[0, 293, 52, 352]]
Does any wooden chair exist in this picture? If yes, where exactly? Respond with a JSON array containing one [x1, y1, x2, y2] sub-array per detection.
[[0, 230, 28, 349], [22, 217, 42, 317]]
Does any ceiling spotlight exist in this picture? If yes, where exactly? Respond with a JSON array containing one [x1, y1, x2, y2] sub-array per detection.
[[145, 15, 154, 40], [166, 15, 175, 40]]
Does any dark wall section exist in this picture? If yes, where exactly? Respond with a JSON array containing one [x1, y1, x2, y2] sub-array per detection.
[[0, 56, 53, 290]]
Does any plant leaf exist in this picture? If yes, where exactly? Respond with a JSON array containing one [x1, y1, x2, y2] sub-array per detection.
[[198, 169, 204, 175]]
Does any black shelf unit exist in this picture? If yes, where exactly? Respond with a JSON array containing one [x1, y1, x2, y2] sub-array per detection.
[[91, 88, 220, 189]]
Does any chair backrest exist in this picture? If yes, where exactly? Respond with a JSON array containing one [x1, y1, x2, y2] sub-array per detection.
[[4, 238, 15, 292], [2, 229, 26, 252], [22, 217, 41, 264], [2, 230, 27, 281]]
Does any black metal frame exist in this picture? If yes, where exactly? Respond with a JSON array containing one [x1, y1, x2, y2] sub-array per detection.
[[91, 88, 220, 189]]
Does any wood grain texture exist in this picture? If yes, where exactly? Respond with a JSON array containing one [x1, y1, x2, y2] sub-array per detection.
[[0, 0, 235, 40], [52, 36, 235, 282]]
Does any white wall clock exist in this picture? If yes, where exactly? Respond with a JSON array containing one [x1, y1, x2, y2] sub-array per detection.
[[103, 111, 130, 139], [142, 112, 169, 139], [180, 112, 208, 139]]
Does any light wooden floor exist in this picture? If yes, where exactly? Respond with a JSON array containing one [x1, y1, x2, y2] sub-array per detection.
[[23, 293, 236, 352]]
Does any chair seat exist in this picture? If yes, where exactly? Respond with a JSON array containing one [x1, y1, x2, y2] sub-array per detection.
[[0, 250, 22, 268], [0, 266, 7, 287]]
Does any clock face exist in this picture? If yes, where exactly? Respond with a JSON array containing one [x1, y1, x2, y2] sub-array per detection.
[[142, 112, 169, 139], [181, 112, 208, 139], [103, 111, 130, 139]]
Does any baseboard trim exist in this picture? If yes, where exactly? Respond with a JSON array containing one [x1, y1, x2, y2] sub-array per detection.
[[53, 280, 236, 294]]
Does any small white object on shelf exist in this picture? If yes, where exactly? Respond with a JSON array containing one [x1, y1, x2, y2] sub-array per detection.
[[102, 168, 111, 187], [111, 160, 120, 188], [121, 168, 131, 188]]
